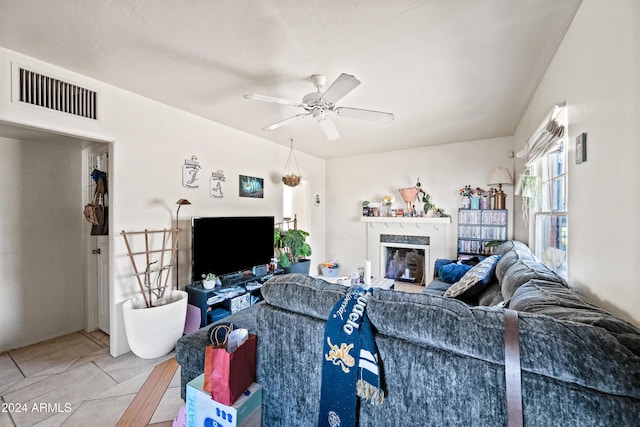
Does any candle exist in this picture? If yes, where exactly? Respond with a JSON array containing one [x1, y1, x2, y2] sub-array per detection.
[[364, 260, 371, 285]]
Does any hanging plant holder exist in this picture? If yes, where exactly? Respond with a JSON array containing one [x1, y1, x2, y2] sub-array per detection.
[[282, 138, 302, 187]]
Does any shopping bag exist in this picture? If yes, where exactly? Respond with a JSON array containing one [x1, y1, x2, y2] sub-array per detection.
[[203, 334, 257, 405]]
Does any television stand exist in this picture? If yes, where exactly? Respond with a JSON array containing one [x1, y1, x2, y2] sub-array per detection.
[[186, 269, 283, 327]]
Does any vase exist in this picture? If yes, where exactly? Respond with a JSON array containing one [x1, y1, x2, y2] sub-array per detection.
[[122, 290, 188, 359], [398, 187, 419, 215], [202, 279, 216, 289], [462, 195, 471, 209], [283, 259, 311, 275], [471, 196, 480, 209]]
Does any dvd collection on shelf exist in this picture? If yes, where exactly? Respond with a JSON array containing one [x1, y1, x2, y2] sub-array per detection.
[[457, 209, 508, 257]]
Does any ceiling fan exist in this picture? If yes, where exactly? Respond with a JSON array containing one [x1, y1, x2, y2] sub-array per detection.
[[244, 73, 394, 141]]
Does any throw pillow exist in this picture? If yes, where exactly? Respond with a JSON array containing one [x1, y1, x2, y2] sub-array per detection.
[[438, 263, 473, 284], [444, 255, 502, 299]]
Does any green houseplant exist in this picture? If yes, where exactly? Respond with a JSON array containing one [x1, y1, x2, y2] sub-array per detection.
[[274, 228, 312, 274]]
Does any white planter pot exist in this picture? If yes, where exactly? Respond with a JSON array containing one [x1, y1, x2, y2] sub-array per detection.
[[122, 290, 188, 359]]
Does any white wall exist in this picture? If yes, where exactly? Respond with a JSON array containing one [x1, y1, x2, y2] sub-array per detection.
[[512, 0, 639, 326], [326, 137, 514, 276], [0, 136, 84, 351], [0, 48, 326, 355]]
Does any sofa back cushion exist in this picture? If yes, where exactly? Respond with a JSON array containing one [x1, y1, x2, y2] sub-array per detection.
[[510, 279, 640, 357], [477, 281, 504, 306], [367, 288, 640, 400], [262, 273, 347, 320], [501, 257, 567, 300], [495, 240, 530, 255], [494, 248, 536, 283]]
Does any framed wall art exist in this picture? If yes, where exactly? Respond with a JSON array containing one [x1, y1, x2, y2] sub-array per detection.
[[239, 175, 264, 198]]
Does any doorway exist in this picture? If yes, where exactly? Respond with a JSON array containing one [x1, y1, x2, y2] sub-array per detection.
[[0, 122, 112, 351]]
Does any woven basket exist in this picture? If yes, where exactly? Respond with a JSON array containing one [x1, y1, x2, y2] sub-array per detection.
[[282, 174, 302, 187]]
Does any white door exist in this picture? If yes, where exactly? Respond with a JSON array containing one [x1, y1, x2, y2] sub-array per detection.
[[86, 150, 110, 334], [97, 235, 110, 333]]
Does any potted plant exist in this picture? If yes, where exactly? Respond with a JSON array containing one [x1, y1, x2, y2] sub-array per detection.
[[121, 229, 188, 359], [274, 227, 312, 274], [201, 272, 218, 289], [416, 178, 433, 215]]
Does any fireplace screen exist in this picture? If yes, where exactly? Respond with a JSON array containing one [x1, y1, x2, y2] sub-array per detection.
[[383, 246, 426, 284], [380, 234, 430, 285]]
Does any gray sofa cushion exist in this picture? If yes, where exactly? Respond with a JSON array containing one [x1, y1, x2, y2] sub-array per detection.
[[261, 273, 347, 320], [494, 248, 536, 283], [510, 279, 640, 357], [501, 257, 567, 300], [423, 279, 452, 296], [368, 288, 640, 400], [495, 240, 530, 255], [477, 281, 504, 306]]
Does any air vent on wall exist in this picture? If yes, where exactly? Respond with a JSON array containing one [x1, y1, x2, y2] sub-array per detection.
[[17, 67, 98, 120]]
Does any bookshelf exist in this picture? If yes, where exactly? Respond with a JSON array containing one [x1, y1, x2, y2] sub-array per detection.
[[457, 209, 507, 258]]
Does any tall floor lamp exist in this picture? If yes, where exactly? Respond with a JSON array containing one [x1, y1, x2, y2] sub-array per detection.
[[175, 199, 192, 289]]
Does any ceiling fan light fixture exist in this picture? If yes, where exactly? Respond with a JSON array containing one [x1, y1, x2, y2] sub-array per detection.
[[244, 72, 394, 141]]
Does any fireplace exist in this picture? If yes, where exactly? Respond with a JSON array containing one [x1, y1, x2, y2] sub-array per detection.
[[362, 216, 451, 287], [380, 234, 430, 285]]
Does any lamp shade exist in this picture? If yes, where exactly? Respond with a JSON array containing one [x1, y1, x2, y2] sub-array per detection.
[[488, 167, 513, 186]]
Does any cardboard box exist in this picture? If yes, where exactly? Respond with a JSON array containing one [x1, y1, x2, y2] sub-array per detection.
[[186, 374, 262, 427]]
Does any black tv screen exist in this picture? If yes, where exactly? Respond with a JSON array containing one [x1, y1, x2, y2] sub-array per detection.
[[191, 216, 274, 282]]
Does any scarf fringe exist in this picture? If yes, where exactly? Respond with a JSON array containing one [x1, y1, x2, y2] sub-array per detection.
[[356, 379, 384, 406]]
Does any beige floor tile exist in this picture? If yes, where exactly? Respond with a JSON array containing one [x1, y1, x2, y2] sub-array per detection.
[[16, 340, 103, 378], [168, 365, 181, 389], [56, 394, 136, 427], [0, 353, 24, 395], [0, 407, 16, 427], [5, 364, 117, 426], [66, 348, 110, 372], [2, 332, 184, 427], [1, 374, 54, 396], [9, 334, 90, 365], [93, 351, 174, 384], [149, 386, 183, 425], [394, 282, 426, 293], [92, 366, 154, 399]]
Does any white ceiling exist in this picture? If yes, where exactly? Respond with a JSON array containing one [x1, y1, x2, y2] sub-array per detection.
[[0, 0, 581, 159]]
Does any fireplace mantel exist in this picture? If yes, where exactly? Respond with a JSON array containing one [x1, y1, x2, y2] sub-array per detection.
[[361, 216, 451, 227]]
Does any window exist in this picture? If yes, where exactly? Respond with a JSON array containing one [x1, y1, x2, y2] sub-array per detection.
[[531, 110, 568, 278]]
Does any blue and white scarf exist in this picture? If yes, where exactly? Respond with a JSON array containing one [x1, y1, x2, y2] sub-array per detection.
[[318, 286, 384, 427]]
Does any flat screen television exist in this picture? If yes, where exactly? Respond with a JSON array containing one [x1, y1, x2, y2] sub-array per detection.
[[191, 216, 275, 282]]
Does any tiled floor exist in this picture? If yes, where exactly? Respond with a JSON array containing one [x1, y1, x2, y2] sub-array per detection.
[[0, 331, 184, 427]]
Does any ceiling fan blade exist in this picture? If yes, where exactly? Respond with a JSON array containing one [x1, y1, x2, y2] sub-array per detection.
[[335, 107, 395, 123], [317, 116, 340, 141], [244, 93, 306, 108], [262, 113, 310, 131], [320, 73, 361, 105]]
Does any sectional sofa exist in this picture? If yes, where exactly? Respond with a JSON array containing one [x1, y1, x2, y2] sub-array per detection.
[[176, 241, 640, 426]]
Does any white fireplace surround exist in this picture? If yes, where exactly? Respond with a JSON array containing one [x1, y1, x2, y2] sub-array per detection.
[[362, 216, 451, 286]]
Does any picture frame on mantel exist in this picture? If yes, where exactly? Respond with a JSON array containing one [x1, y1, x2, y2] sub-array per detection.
[[575, 132, 587, 164]]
